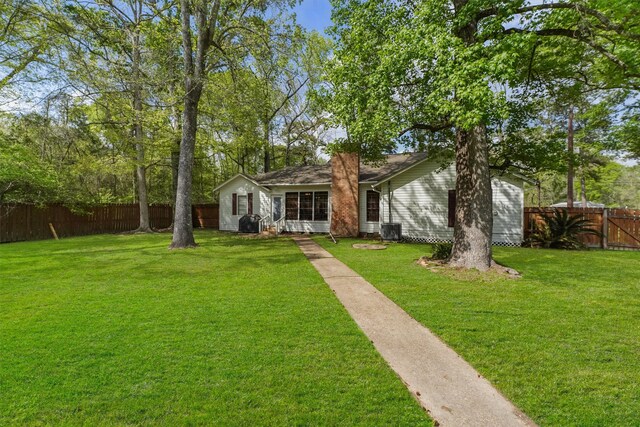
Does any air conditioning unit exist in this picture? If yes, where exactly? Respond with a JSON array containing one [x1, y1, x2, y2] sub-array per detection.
[[380, 223, 402, 242]]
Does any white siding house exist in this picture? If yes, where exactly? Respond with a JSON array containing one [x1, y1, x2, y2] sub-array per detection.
[[218, 174, 270, 232], [373, 161, 525, 244], [268, 185, 332, 233], [214, 153, 526, 245]]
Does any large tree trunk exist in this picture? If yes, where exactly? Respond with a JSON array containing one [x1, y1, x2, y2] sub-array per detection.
[[131, 2, 151, 232], [134, 141, 151, 231], [171, 147, 180, 206], [170, 0, 214, 249], [170, 0, 220, 248], [170, 97, 181, 220], [170, 88, 200, 248], [133, 71, 151, 232], [448, 0, 493, 270], [448, 125, 493, 271], [166, 83, 182, 230]]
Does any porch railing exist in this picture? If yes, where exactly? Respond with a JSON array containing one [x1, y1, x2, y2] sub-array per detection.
[[258, 214, 272, 233], [273, 216, 286, 234], [258, 215, 286, 235]]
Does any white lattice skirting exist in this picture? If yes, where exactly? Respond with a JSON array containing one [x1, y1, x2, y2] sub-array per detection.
[[400, 236, 524, 247]]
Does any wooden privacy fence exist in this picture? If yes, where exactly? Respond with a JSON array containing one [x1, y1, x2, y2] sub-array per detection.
[[0, 203, 219, 243], [192, 204, 219, 229], [524, 207, 640, 250]]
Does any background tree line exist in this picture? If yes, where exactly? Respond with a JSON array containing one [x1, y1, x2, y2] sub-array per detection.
[[0, 0, 331, 216], [1, 0, 639, 259]]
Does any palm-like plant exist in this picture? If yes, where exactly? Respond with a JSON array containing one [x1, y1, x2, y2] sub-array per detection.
[[527, 209, 601, 249]]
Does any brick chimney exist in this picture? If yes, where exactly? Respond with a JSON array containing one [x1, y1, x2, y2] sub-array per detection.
[[330, 152, 360, 237]]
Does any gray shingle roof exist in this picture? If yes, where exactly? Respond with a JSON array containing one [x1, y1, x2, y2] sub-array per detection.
[[252, 152, 429, 186], [253, 164, 332, 186], [359, 152, 429, 182]]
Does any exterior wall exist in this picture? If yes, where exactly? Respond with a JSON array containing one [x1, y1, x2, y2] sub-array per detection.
[[377, 161, 524, 244], [270, 185, 331, 233], [380, 161, 456, 241], [359, 185, 381, 234], [217, 159, 524, 242], [330, 152, 360, 236], [218, 176, 270, 231], [490, 176, 525, 245]]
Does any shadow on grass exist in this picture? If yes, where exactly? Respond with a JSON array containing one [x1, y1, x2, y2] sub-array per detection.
[[1, 232, 312, 280]]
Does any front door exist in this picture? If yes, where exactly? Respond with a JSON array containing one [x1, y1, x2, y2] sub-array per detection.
[[272, 195, 283, 221]]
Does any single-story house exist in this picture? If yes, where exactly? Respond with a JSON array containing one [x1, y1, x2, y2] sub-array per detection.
[[213, 152, 526, 245]]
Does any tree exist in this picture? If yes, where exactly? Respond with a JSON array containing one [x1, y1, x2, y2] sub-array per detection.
[[198, 28, 331, 176], [0, 0, 50, 91], [0, 132, 57, 204], [614, 110, 640, 160], [61, 0, 169, 232], [248, 22, 315, 172], [171, 0, 294, 248], [0, 98, 136, 206], [171, 0, 223, 248], [326, 0, 639, 270]]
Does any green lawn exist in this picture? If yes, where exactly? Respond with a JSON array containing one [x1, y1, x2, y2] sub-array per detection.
[[313, 237, 640, 426], [0, 231, 431, 425]]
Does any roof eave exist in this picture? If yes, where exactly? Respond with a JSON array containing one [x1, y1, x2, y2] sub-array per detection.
[[371, 155, 431, 187], [256, 182, 331, 186], [212, 173, 271, 193]]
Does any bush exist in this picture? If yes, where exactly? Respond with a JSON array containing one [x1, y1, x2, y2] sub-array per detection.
[[431, 242, 453, 260], [527, 209, 601, 250]]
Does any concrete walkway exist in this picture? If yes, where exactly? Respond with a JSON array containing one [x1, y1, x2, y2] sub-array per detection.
[[293, 236, 536, 427]]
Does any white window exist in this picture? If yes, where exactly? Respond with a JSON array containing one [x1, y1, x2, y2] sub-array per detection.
[[237, 195, 248, 215]]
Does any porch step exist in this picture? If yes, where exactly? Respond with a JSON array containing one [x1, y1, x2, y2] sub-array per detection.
[[261, 226, 277, 236]]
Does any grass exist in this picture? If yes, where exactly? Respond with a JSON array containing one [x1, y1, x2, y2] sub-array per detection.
[[313, 236, 640, 426], [0, 231, 431, 425]]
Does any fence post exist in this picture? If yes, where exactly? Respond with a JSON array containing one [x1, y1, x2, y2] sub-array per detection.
[[602, 208, 608, 249]]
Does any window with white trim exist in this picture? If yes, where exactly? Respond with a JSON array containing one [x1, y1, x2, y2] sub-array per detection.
[[366, 190, 380, 222], [237, 195, 248, 215], [284, 191, 329, 221]]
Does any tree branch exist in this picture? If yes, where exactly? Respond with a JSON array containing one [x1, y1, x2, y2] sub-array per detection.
[[479, 2, 640, 41], [398, 122, 452, 137], [502, 27, 636, 75]]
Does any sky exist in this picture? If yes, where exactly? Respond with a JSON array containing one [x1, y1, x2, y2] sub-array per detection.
[[293, 0, 333, 34]]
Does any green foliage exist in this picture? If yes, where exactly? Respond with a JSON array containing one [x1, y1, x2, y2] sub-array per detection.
[[431, 242, 453, 260], [324, 0, 639, 171], [0, 107, 135, 205], [608, 165, 640, 208], [526, 209, 601, 249], [0, 136, 58, 203], [0, 1, 332, 207], [0, 1, 58, 91], [613, 113, 640, 160], [525, 162, 640, 208], [202, 25, 332, 174]]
